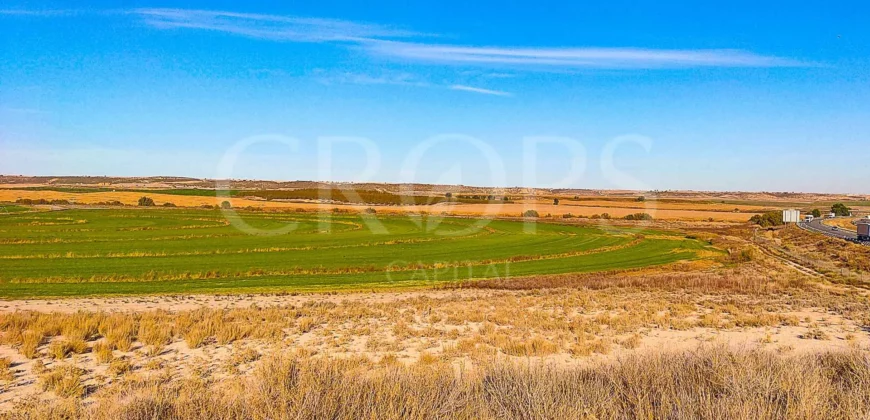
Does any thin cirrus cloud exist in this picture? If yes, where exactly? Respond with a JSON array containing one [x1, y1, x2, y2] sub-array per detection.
[[125, 8, 804, 70], [130, 8, 425, 43], [315, 72, 511, 96], [449, 85, 512, 96], [364, 41, 805, 69], [5, 8, 804, 70]]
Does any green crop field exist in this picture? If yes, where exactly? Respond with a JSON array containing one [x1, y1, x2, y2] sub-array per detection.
[[0, 209, 713, 298]]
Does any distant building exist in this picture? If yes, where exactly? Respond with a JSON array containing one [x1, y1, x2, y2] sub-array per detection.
[[783, 209, 800, 223]]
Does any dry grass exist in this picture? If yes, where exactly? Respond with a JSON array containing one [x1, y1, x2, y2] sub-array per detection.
[[821, 217, 859, 232], [92, 341, 113, 363], [773, 225, 870, 275], [138, 320, 172, 356], [181, 327, 207, 349], [101, 316, 136, 352], [7, 347, 870, 419], [107, 359, 132, 376], [20, 331, 42, 359], [0, 358, 13, 382], [38, 364, 86, 398], [47, 339, 88, 359]]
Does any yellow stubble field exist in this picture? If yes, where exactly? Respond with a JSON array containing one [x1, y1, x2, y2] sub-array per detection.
[[0, 189, 759, 221]]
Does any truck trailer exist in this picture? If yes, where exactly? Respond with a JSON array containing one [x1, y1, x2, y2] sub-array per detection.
[[858, 222, 870, 242]]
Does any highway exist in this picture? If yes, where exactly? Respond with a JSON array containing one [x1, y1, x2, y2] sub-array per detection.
[[798, 218, 861, 242]]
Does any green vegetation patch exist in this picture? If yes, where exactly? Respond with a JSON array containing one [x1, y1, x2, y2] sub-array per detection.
[[0, 209, 712, 298], [0, 204, 31, 214]]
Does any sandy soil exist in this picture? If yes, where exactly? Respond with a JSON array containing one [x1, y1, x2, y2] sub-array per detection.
[[1, 289, 867, 409], [0, 290, 491, 314]]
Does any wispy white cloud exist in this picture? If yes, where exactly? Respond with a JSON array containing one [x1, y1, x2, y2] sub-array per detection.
[[130, 8, 424, 43], [449, 85, 512, 97], [3, 7, 808, 76], [127, 9, 802, 70], [364, 42, 804, 69]]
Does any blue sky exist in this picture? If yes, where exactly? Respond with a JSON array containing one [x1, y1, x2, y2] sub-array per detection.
[[1, 1, 869, 193]]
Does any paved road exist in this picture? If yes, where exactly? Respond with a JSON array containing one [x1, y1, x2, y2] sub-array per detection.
[[799, 218, 860, 241]]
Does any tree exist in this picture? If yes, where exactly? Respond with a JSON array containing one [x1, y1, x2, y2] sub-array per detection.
[[445, 192, 452, 199], [137, 196, 155, 207], [831, 203, 851, 217], [522, 209, 539, 218], [220, 201, 232, 209], [553, 198, 560, 205], [624, 213, 653, 221], [636, 196, 646, 202], [811, 209, 822, 218], [749, 211, 784, 227]]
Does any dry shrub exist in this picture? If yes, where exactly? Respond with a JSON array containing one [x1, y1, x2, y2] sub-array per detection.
[[145, 359, 164, 371], [568, 338, 612, 357], [93, 341, 114, 363], [230, 347, 261, 366], [0, 357, 13, 382], [184, 327, 210, 349], [108, 359, 133, 376], [619, 333, 642, 349], [417, 352, 440, 365], [20, 330, 42, 359], [802, 328, 830, 340], [16, 348, 870, 419], [48, 338, 88, 359], [7, 397, 83, 418], [139, 321, 172, 356], [497, 336, 559, 357], [297, 317, 317, 333], [216, 322, 250, 345], [39, 364, 86, 398], [30, 359, 47, 375], [102, 316, 137, 352], [61, 312, 102, 341]]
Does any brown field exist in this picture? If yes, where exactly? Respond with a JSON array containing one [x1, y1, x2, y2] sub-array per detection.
[[535, 198, 769, 212], [0, 189, 759, 221]]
